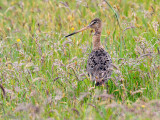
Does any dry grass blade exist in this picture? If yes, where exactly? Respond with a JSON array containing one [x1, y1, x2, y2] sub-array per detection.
[[123, 26, 135, 32], [0, 84, 5, 98], [71, 108, 80, 116], [68, 66, 80, 81], [131, 90, 143, 95], [53, 77, 60, 82]]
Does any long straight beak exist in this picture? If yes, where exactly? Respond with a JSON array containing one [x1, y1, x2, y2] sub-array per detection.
[[65, 25, 90, 38]]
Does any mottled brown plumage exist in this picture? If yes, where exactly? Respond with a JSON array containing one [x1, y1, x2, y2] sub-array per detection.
[[65, 18, 112, 86]]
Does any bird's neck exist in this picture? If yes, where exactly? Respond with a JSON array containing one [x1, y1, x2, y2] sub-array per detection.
[[92, 28, 102, 50]]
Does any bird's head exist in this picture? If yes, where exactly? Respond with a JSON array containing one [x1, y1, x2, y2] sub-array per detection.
[[65, 18, 102, 37], [89, 18, 102, 30]]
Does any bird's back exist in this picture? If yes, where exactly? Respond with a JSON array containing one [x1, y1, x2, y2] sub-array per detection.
[[87, 48, 112, 85]]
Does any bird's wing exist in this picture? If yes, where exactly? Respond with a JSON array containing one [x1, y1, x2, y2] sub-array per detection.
[[87, 49, 112, 82]]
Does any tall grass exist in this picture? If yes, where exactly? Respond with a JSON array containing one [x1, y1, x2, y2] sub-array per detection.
[[0, 0, 160, 119]]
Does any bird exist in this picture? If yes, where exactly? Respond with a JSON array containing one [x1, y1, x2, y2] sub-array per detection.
[[65, 18, 112, 86]]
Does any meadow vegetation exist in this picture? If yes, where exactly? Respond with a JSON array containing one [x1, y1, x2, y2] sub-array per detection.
[[0, 0, 160, 119]]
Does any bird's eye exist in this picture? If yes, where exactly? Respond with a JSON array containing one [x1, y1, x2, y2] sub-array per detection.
[[93, 21, 97, 24], [90, 21, 97, 26]]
